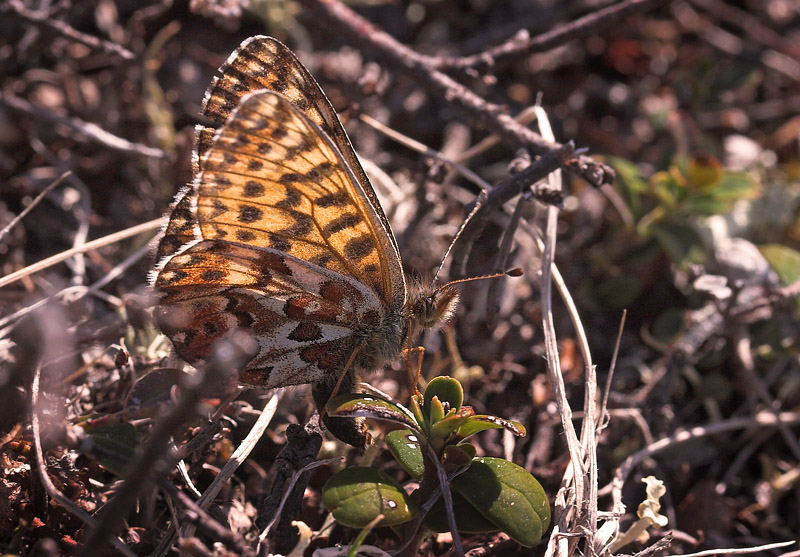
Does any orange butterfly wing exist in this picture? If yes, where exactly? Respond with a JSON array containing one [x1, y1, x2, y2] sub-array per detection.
[[154, 60, 407, 387]]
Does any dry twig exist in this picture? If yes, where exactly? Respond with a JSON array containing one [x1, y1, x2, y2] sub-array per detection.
[[1, 92, 167, 160], [432, 0, 667, 73], [2, 0, 136, 60], [298, 0, 613, 188]]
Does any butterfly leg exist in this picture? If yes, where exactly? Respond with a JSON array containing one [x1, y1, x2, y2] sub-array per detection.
[[311, 346, 369, 448], [403, 345, 425, 396]]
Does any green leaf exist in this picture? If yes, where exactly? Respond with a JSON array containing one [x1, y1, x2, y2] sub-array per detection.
[[759, 244, 800, 312], [385, 429, 424, 480], [452, 458, 550, 547], [429, 396, 446, 424], [708, 171, 758, 200], [327, 394, 418, 431], [442, 445, 473, 470], [457, 443, 477, 460], [409, 395, 425, 429], [649, 222, 705, 267], [684, 174, 757, 214], [759, 244, 800, 286], [424, 376, 463, 414], [424, 490, 500, 534], [322, 467, 417, 527], [681, 193, 733, 216], [685, 155, 723, 190], [608, 156, 647, 216], [429, 410, 472, 442], [78, 418, 140, 477], [457, 415, 526, 440], [649, 169, 681, 207]]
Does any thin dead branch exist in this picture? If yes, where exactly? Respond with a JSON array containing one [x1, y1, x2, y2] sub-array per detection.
[[29, 365, 138, 557], [0, 171, 71, 243], [432, 0, 668, 73], [0, 218, 163, 291], [1, 92, 168, 159], [2, 0, 136, 60], [79, 339, 247, 555], [299, 0, 614, 188]]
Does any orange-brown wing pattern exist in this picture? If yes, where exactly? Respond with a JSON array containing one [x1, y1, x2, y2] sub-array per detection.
[[198, 36, 400, 258], [155, 188, 196, 259], [202, 37, 356, 165], [153, 87, 409, 385], [155, 239, 394, 388], [193, 89, 403, 308], [152, 36, 458, 445]]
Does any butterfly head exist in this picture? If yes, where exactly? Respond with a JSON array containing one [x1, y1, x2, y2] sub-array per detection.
[[423, 284, 460, 329], [409, 268, 523, 333], [406, 280, 460, 334]]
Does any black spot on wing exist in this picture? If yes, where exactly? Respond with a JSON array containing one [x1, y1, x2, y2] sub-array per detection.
[[288, 321, 323, 342], [276, 184, 302, 209], [306, 161, 336, 181], [200, 269, 226, 282], [209, 199, 228, 218], [280, 173, 302, 184], [272, 126, 288, 141], [280, 214, 313, 237], [238, 205, 263, 223], [269, 234, 291, 251], [311, 253, 333, 268], [324, 213, 361, 235], [236, 229, 256, 242], [316, 190, 350, 208], [345, 234, 376, 261], [243, 181, 265, 198]]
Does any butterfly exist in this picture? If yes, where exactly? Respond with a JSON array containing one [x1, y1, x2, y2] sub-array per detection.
[[151, 36, 459, 446]]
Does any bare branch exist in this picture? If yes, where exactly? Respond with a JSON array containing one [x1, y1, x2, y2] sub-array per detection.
[[2, 0, 135, 60], [299, 0, 614, 187], [434, 0, 668, 73]]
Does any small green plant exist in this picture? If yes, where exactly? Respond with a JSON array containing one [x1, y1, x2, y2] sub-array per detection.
[[614, 154, 759, 268], [581, 154, 761, 310], [322, 376, 550, 553]]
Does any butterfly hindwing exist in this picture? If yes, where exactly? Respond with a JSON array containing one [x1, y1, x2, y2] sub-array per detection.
[[155, 239, 388, 388]]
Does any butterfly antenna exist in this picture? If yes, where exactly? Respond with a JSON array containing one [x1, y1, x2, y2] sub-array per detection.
[[433, 189, 488, 284], [435, 267, 523, 294]]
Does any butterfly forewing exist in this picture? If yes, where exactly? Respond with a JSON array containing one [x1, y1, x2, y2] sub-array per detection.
[[196, 90, 402, 307], [203, 37, 355, 160], [155, 85, 410, 392], [199, 36, 400, 257]]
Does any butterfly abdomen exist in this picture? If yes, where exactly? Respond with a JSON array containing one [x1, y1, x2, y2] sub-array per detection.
[[352, 308, 408, 375]]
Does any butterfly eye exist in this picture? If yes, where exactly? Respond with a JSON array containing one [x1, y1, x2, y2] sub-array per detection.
[[424, 297, 437, 320], [418, 287, 460, 328]]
